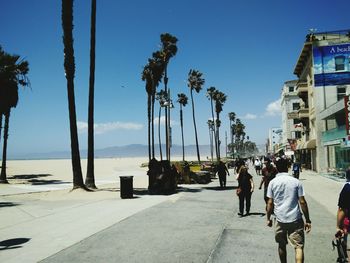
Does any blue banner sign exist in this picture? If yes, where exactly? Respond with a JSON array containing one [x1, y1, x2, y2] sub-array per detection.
[[313, 43, 350, 87]]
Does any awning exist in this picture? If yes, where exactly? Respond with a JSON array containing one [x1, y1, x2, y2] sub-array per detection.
[[306, 139, 316, 149]]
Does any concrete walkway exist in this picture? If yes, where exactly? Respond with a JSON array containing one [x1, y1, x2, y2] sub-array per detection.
[[0, 166, 346, 262]]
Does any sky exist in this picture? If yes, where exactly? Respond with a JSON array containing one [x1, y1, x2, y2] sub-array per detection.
[[1, 0, 350, 156]]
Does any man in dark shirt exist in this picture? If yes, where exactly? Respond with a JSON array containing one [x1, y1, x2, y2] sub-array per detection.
[[259, 158, 277, 204], [336, 169, 350, 260]]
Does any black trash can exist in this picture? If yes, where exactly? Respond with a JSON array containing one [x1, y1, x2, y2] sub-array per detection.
[[119, 176, 133, 199]]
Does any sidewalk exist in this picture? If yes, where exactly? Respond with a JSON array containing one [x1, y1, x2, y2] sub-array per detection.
[[0, 167, 346, 262]]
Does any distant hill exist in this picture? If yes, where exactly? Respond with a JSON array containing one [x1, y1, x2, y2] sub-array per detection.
[[9, 144, 219, 160]]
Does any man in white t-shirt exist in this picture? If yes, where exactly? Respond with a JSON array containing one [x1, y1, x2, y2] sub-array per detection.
[[266, 158, 311, 263]]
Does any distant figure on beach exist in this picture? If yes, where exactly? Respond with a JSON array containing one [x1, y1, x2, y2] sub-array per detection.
[[266, 157, 311, 263], [259, 158, 277, 205], [335, 167, 350, 260], [216, 161, 230, 188], [236, 166, 254, 217]]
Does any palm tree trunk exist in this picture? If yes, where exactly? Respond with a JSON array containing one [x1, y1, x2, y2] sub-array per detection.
[[151, 92, 156, 159], [0, 110, 10, 183], [158, 106, 163, 161], [164, 67, 169, 161], [85, 0, 97, 189], [210, 99, 218, 160], [180, 105, 185, 162], [190, 89, 200, 163], [62, 0, 85, 190], [0, 114, 2, 145], [216, 112, 221, 161], [147, 95, 151, 162]]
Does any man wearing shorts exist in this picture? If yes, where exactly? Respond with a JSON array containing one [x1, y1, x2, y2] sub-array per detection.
[[266, 158, 311, 263]]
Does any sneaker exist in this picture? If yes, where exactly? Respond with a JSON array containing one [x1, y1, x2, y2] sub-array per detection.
[[237, 213, 243, 217]]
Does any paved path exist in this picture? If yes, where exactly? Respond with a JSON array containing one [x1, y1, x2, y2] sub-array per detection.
[[0, 165, 346, 262]]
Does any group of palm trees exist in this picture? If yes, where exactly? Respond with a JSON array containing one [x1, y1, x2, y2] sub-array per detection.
[[142, 34, 250, 164], [0, 0, 258, 190]]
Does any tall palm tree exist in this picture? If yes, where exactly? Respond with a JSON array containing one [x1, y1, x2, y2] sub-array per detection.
[[187, 69, 205, 163], [142, 52, 164, 161], [234, 118, 245, 156], [228, 112, 236, 157], [62, 0, 85, 190], [206, 86, 218, 160], [177, 93, 188, 162], [85, 0, 97, 189], [142, 63, 154, 162], [156, 89, 167, 160], [213, 90, 227, 160], [207, 120, 215, 162], [160, 33, 177, 160], [0, 46, 29, 183]]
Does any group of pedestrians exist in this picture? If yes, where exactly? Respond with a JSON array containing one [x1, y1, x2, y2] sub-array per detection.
[[230, 156, 349, 262]]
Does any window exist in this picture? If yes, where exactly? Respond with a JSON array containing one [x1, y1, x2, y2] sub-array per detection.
[[289, 86, 294, 92], [337, 86, 346, 101], [335, 56, 345, 71], [294, 131, 302, 139], [292, 102, 300, 110], [293, 119, 301, 125]]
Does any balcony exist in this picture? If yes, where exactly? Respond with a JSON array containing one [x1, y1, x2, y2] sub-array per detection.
[[296, 82, 308, 96], [298, 107, 309, 119]]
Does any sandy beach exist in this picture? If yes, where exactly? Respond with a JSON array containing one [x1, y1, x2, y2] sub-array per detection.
[[2, 157, 156, 195]]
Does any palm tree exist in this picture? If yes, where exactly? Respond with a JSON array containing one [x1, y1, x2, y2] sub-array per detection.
[[206, 86, 218, 160], [228, 112, 236, 157], [160, 33, 177, 161], [207, 120, 215, 162], [0, 46, 29, 183], [85, 0, 97, 189], [177, 93, 188, 161], [213, 90, 227, 160], [156, 89, 167, 160], [62, 0, 86, 190], [187, 69, 205, 163], [142, 63, 154, 162], [142, 52, 165, 161], [234, 118, 245, 156]]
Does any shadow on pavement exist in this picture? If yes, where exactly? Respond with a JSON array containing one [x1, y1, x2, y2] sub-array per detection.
[[0, 238, 30, 250], [8, 174, 70, 186], [246, 212, 266, 217], [0, 202, 20, 208], [203, 186, 237, 191]]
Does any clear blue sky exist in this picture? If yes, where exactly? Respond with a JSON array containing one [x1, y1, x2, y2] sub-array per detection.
[[1, 0, 349, 156]]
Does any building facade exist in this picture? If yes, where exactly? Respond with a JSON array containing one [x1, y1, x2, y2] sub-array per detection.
[[291, 29, 350, 172], [280, 80, 299, 158]]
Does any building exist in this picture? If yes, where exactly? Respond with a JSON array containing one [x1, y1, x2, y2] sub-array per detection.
[[268, 127, 282, 154], [280, 80, 299, 158], [292, 29, 350, 172]]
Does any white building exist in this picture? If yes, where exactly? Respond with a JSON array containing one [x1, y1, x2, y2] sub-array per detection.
[[280, 80, 300, 157], [268, 127, 282, 154]]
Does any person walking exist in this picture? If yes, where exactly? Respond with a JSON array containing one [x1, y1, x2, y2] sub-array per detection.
[[216, 161, 230, 188], [236, 166, 254, 217], [335, 168, 350, 260], [259, 158, 277, 205], [292, 161, 302, 179], [266, 158, 311, 263], [254, 158, 262, 175]]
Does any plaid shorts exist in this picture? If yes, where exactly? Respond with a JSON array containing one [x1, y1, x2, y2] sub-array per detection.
[[275, 219, 305, 249]]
